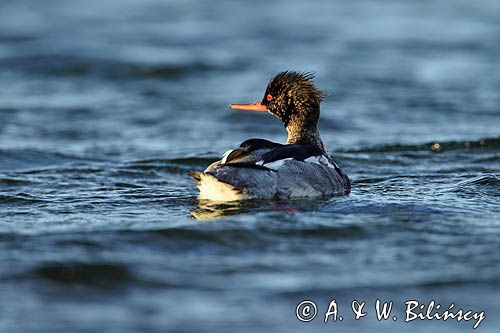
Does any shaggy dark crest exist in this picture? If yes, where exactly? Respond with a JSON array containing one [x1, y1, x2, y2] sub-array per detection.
[[261, 71, 324, 128]]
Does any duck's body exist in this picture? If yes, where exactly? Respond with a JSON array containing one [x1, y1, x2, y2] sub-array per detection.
[[191, 71, 351, 201], [191, 139, 350, 200]]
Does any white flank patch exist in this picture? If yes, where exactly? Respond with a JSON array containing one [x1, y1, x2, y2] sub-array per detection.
[[261, 158, 293, 170], [304, 155, 337, 169], [197, 173, 246, 201]]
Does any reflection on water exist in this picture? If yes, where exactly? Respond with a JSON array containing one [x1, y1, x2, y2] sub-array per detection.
[[191, 200, 250, 220], [191, 197, 330, 220]]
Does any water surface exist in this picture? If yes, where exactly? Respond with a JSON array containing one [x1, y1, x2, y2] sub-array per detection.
[[1, 0, 499, 332]]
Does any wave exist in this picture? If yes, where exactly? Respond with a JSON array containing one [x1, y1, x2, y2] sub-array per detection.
[[339, 137, 500, 154], [0, 193, 47, 205], [1, 54, 242, 80], [455, 174, 500, 187], [32, 262, 133, 287], [451, 174, 500, 197], [0, 177, 33, 186], [0, 148, 105, 172], [128, 157, 217, 166], [124, 157, 218, 174]]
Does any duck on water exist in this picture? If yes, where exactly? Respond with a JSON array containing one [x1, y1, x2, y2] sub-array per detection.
[[190, 71, 351, 201]]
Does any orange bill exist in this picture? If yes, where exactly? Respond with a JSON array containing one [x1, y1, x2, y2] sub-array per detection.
[[228, 101, 267, 112]]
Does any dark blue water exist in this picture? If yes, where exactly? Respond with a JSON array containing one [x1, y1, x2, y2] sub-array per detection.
[[1, 1, 499, 332]]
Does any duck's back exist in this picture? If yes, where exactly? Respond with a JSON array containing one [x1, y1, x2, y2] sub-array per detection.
[[190, 139, 350, 201]]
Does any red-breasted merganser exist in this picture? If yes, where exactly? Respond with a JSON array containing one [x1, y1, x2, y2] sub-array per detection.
[[190, 71, 351, 201]]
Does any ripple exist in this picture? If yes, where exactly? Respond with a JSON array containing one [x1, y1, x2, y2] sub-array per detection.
[[130, 157, 218, 166], [456, 175, 500, 187], [0, 149, 97, 172], [340, 137, 500, 154], [1, 55, 233, 80], [0, 34, 37, 44], [0, 177, 33, 186], [452, 174, 500, 197], [33, 262, 133, 287], [124, 157, 218, 175], [0, 193, 47, 205]]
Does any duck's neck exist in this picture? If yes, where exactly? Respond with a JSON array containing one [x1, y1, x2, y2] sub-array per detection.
[[286, 123, 325, 152]]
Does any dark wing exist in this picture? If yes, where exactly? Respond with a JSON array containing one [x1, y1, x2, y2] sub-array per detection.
[[222, 138, 284, 164], [260, 144, 323, 164], [205, 137, 331, 174], [221, 141, 324, 171]]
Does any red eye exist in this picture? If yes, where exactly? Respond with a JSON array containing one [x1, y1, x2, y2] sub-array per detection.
[[266, 94, 273, 101]]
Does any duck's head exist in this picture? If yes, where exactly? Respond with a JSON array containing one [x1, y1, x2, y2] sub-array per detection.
[[229, 71, 325, 149]]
